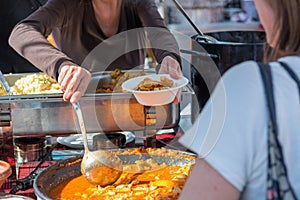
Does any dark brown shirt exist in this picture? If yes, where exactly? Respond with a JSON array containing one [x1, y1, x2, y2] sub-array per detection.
[[9, 0, 180, 79]]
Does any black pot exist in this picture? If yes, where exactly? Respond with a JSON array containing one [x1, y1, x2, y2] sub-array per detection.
[[193, 30, 266, 73], [186, 30, 266, 109]]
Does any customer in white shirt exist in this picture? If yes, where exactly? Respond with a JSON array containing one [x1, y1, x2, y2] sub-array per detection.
[[179, 0, 300, 199]]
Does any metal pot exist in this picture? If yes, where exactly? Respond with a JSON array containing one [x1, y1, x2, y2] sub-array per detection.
[[33, 149, 196, 200], [192, 30, 266, 72], [168, 0, 266, 111], [186, 30, 266, 109]]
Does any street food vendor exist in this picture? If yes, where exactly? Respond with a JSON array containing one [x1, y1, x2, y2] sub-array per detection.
[[9, 0, 183, 103]]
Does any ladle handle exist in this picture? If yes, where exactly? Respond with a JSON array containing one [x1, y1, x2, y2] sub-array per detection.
[[170, 0, 204, 36], [72, 102, 89, 151]]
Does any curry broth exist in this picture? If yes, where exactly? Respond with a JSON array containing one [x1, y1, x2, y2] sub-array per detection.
[[50, 160, 193, 200]]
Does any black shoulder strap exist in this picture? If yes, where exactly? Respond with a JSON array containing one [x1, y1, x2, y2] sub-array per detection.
[[278, 61, 300, 97], [257, 62, 278, 135], [257, 62, 297, 200]]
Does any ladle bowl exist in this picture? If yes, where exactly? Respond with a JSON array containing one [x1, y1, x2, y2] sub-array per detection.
[[81, 150, 122, 186], [72, 102, 123, 186]]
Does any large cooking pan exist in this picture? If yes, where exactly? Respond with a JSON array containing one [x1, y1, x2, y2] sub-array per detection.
[[34, 148, 196, 200]]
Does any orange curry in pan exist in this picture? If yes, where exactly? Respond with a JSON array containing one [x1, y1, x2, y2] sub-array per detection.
[[50, 148, 195, 200]]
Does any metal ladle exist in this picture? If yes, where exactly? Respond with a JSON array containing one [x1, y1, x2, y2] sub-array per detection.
[[72, 102, 123, 186]]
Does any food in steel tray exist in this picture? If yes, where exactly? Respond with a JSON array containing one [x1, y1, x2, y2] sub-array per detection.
[[7, 69, 147, 95], [50, 148, 195, 200], [135, 76, 174, 91], [10, 73, 62, 95], [0, 83, 7, 96], [97, 69, 146, 93]]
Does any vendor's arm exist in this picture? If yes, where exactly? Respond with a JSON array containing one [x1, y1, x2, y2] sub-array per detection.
[[8, 0, 91, 103], [9, 0, 71, 78]]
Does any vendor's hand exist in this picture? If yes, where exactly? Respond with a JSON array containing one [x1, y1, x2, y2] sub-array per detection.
[[158, 56, 183, 104], [158, 56, 183, 79], [58, 65, 91, 103]]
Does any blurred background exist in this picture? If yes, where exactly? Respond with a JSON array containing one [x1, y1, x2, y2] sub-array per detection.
[[156, 0, 259, 34]]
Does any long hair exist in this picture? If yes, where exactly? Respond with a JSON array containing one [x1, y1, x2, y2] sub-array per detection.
[[264, 0, 300, 62]]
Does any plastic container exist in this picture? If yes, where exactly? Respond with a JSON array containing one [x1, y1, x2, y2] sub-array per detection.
[[0, 160, 12, 188]]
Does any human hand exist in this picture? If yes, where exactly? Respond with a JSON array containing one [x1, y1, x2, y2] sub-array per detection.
[[158, 56, 183, 79], [158, 56, 183, 104], [58, 65, 91, 103]]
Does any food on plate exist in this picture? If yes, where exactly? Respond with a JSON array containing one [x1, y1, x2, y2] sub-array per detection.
[[0, 83, 7, 96], [10, 73, 62, 95], [50, 148, 195, 200], [135, 76, 174, 91], [96, 69, 146, 93]]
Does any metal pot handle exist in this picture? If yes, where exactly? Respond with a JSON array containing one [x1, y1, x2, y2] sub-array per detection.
[[180, 49, 219, 59]]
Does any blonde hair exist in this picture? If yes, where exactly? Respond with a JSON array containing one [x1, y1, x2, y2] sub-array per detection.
[[265, 0, 300, 62]]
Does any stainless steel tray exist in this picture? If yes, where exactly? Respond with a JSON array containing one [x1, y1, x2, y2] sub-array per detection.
[[0, 71, 194, 136]]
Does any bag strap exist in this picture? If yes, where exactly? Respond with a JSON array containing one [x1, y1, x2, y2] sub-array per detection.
[[257, 62, 297, 200], [278, 61, 300, 97], [258, 63, 278, 134]]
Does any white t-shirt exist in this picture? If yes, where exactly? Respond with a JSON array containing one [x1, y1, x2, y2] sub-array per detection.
[[179, 56, 300, 200]]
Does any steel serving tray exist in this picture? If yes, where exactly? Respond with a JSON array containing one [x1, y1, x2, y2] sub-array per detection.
[[0, 71, 193, 136]]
